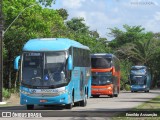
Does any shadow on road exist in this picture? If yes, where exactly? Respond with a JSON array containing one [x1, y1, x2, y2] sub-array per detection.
[[0, 105, 66, 110], [121, 89, 160, 94], [90, 95, 116, 98]]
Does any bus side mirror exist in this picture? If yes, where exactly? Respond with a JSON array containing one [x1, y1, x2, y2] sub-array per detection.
[[14, 56, 20, 70], [68, 55, 73, 70], [112, 67, 115, 76]]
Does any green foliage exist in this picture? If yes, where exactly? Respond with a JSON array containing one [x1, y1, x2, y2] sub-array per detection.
[[10, 87, 20, 94], [124, 84, 131, 91], [57, 8, 69, 20], [38, 0, 56, 6], [119, 59, 132, 90], [66, 17, 89, 33], [108, 25, 153, 48], [2, 0, 160, 90], [3, 0, 65, 88], [3, 88, 11, 100]]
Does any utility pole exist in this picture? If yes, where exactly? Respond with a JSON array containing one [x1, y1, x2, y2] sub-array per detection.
[[0, 0, 3, 102]]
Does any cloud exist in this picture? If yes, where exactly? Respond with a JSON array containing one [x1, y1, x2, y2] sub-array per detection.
[[154, 12, 160, 21], [54, 0, 160, 39], [144, 11, 160, 32], [61, 0, 86, 9]]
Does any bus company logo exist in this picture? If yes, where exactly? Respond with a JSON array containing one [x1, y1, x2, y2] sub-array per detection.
[[41, 89, 58, 93], [2, 112, 12, 117], [31, 89, 36, 93]]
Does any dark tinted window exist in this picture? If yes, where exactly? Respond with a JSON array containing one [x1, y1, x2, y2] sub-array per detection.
[[91, 58, 111, 68], [73, 47, 90, 67]]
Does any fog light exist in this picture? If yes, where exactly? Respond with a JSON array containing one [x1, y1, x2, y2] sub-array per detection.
[[60, 98, 65, 102]]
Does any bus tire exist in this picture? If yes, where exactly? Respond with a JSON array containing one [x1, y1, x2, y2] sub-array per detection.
[[92, 95, 100, 98], [27, 105, 34, 110], [66, 95, 74, 109], [114, 94, 118, 97], [80, 95, 87, 107], [109, 95, 114, 98], [66, 103, 72, 109]]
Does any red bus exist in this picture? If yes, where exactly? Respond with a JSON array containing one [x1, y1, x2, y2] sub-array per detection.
[[91, 53, 120, 98]]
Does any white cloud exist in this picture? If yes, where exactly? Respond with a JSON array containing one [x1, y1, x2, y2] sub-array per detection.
[[54, 0, 160, 39], [61, 0, 86, 9], [154, 12, 160, 21], [144, 12, 160, 32]]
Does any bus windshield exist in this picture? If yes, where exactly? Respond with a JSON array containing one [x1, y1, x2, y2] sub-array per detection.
[[130, 75, 146, 85], [91, 58, 111, 69], [131, 68, 146, 75], [92, 72, 112, 85], [22, 51, 67, 87]]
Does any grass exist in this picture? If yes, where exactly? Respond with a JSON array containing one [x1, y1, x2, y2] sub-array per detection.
[[135, 96, 160, 110], [112, 96, 160, 120]]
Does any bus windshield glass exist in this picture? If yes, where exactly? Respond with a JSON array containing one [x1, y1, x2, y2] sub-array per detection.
[[91, 58, 111, 68], [22, 52, 67, 87], [131, 68, 146, 75], [92, 72, 112, 85], [130, 75, 146, 85]]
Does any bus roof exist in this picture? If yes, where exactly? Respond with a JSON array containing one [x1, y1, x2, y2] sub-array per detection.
[[91, 53, 114, 58], [23, 38, 89, 51], [131, 66, 147, 70]]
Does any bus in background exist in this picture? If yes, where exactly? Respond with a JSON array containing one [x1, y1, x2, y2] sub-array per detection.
[[129, 66, 151, 93], [14, 38, 91, 110], [91, 53, 120, 98]]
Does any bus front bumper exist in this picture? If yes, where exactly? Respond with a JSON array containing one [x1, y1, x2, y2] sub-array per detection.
[[20, 93, 70, 105], [91, 85, 113, 95], [131, 85, 148, 91]]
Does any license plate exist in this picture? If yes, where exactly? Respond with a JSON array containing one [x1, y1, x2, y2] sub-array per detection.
[[40, 100, 47, 103]]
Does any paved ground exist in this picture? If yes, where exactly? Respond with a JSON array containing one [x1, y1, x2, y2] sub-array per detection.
[[0, 89, 159, 120]]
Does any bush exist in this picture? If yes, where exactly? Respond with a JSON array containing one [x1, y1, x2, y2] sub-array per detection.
[[10, 87, 20, 94], [124, 84, 131, 91], [3, 88, 11, 100]]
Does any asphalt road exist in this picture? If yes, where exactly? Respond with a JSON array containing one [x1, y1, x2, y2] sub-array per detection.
[[0, 89, 160, 120]]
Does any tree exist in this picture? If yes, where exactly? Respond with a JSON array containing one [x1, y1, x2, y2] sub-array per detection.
[[108, 25, 153, 48], [3, 0, 65, 88], [66, 18, 89, 33], [57, 8, 68, 20], [38, 0, 56, 6]]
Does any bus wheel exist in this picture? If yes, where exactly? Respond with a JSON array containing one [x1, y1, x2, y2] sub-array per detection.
[[109, 94, 114, 98], [114, 94, 118, 97], [27, 105, 34, 110], [80, 95, 87, 107], [66, 96, 74, 109], [92, 95, 100, 98], [66, 103, 72, 109]]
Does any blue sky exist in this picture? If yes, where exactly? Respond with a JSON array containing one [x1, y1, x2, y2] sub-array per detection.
[[52, 0, 160, 40]]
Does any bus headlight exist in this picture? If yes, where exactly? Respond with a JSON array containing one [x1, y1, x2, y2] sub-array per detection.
[[107, 87, 112, 90], [58, 90, 68, 95], [143, 85, 146, 88], [21, 90, 30, 95]]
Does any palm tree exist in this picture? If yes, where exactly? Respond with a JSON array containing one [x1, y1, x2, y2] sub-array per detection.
[[115, 39, 159, 65], [115, 38, 160, 87]]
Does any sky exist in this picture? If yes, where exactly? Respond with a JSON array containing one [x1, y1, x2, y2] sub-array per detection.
[[52, 0, 160, 40]]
